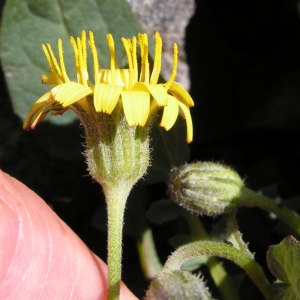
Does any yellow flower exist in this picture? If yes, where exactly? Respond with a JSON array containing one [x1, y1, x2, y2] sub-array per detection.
[[23, 31, 194, 142]]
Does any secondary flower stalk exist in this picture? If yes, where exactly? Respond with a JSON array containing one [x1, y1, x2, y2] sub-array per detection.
[[23, 30, 194, 299], [163, 241, 275, 300]]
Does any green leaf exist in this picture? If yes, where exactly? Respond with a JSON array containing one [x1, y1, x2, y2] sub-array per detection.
[[267, 236, 300, 300], [0, 0, 144, 124]]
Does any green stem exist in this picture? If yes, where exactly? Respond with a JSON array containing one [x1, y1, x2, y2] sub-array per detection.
[[105, 183, 131, 300], [226, 212, 253, 257], [184, 214, 240, 300], [164, 241, 274, 300], [137, 228, 163, 280], [241, 187, 300, 235]]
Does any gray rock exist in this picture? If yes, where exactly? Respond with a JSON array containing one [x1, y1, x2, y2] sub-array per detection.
[[127, 0, 195, 90]]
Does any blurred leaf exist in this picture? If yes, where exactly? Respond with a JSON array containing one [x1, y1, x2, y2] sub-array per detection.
[[181, 256, 208, 272], [267, 236, 300, 300], [168, 234, 193, 248], [147, 199, 186, 225]]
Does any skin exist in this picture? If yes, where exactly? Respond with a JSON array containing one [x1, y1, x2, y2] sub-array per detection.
[[0, 170, 137, 300]]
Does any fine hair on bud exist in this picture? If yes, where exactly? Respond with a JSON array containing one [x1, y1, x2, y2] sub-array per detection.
[[168, 161, 244, 216], [145, 270, 213, 300]]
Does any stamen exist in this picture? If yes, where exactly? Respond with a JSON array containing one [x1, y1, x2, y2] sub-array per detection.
[[138, 34, 149, 83], [74, 34, 89, 86], [138, 34, 143, 81], [70, 37, 80, 83], [131, 37, 138, 83], [46, 43, 62, 82], [77, 37, 85, 85], [107, 34, 118, 70], [58, 39, 70, 82], [121, 38, 134, 89], [150, 32, 162, 84], [144, 35, 149, 83], [81, 31, 87, 71], [88, 31, 100, 84], [164, 43, 178, 91], [42, 44, 60, 84], [107, 34, 118, 85], [80, 30, 90, 86], [42, 45, 55, 74]]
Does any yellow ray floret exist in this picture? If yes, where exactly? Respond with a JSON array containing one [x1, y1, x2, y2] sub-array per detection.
[[94, 83, 123, 114], [122, 90, 150, 126], [23, 30, 194, 143], [54, 82, 93, 106]]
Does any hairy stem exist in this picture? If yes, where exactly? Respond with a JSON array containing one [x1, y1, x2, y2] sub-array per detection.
[[241, 187, 300, 236], [105, 183, 131, 300], [164, 241, 274, 300], [185, 214, 240, 300]]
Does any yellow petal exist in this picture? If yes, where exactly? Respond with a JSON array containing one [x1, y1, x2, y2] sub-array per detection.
[[23, 106, 44, 130], [168, 81, 194, 107], [177, 101, 193, 143], [132, 82, 168, 106], [94, 83, 123, 114], [121, 91, 150, 126], [34, 90, 53, 104], [23, 93, 57, 130], [160, 95, 179, 131], [54, 82, 93, 107], [23, 110, 44, 130]]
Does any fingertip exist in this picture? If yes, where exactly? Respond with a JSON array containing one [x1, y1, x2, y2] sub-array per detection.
[[0, 170, 138, 299]]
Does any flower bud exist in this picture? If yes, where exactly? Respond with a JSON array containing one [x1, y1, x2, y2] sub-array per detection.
[[168, 162, 244, 216], [146, 270, 212, 300]]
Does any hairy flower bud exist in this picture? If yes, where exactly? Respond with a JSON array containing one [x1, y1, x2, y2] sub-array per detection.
[[146, 270, 212, 300], [168, 162, 244, 216]]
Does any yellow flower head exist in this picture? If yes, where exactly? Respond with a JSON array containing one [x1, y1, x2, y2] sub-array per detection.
[[23, 31, 194, 142]]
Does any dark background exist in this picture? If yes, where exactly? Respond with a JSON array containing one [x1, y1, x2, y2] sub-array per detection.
[[1, 0, 300, 298]]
